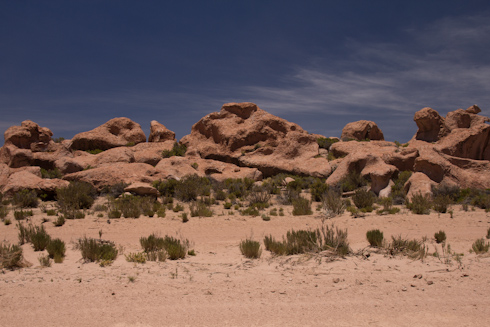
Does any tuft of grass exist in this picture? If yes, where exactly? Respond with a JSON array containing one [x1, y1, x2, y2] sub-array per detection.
[[56, 181, 96, 218], [77, 237, 118, 263], [14, 209, 34, 220], [486, 227, 490, 240], [140, 234, 190, 260], [434, 230, 446, 244], [190, 201, 213, 217], [292, 197, 312, 216], [4, 218, 11, 226], [432, 195, 451, 213], [125, 252, 147, 264], [322, 190, 345, 218], [353, 189, 375, 211], [38, 254, 52, 267], [366, 229, 384, 247], [317, 137, 338, 150], [239, 239, 262, 259], [261, 214, 270, 221], [181, 212, 189, 223], [53, 215, 65, 227], [30, 225, 51, 251], [471, 238, 490, 254], [389, 235, 426, 259], [46, 238, 66, 263]]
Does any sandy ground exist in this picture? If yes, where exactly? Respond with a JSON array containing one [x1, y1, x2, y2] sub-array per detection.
[[1, 200, 490, 327]]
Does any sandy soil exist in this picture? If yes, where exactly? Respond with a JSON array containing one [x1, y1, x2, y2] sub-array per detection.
[[1, 200, 490, 327]]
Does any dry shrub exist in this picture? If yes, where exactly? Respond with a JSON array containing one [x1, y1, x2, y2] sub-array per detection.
[[366, 229, 384, 247], [292, 197, 312, 216], [0, 242, 26, 270], [239, 239, 262, 259], [322, 190, 345, 218]]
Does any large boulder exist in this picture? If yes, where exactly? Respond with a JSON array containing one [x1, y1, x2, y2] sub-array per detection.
[[155, 156, 262, 182], [403, 172, 436, 200], [63, 162, 165, 191], [130, 141, 175, 166], [3, 120, 53, 150], [413, 107, 447, 142], [437, 124, 490, 160], [124, 182, 158, 196], [181, 102, 331, 178], [340, 120, 384, 141], [70, 118, 146, 151], [148, 120, 175, 142], [1, 169, 69, 196]]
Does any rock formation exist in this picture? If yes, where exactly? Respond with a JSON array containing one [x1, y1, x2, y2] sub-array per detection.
[[340, 120, 384, 141], [148, 120, 175, 142]]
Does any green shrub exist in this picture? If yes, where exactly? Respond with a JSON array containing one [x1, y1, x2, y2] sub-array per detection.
[[46, 238, 66, 263], [269, 208, 278, 216], [224, 202, 232, 209], [175, 175, 211, 202], [56, 181, 96, 218], [310, 179, 329, 202], [164, 236, 189, 260], [366, 229, 384, 247], [471, 192, 490, 209], [30, 225, 51, 251], [261, 214, 270, 221], [389, 235, 425, 258], [432, 195, 451, 213], [109, 194, 156, 218], [353, 189, 375, 210], [322, 190, 345, 218], [0, 243, 24, 270], [17, 223, 35, 245], [239, 239, 262, 259], [224, 178, 255, 198], [162, 142, 187, 158], [182, 212, 189, 223], [153, 179, 179, 197], [292, 197, 312, 216], [471, 238, 490, 254], [0, 205, 8, 219], [240, 206, 259, 216], [407, 193, 431, 214], [434, 230, 446, 244], [46, 209, 57, 216], [4, 218, 11, 225], [14, 209, 33, 220], [317, 137, 339, 150], [140, 234, 165, 253], [13, 189, 38, 208], [432, 183, 460, 202], [86, 149, 103, 155], [340, 170, 367, 192], [247, 186, 272, 208], [53, 137, 65, 143], [101, 182, 129, 198], [77, 237, 118, 263], [41, 168, 62, 179], [278, 187, 301, 205], [108, 209, 122, 218], [53, 215, 65, 227]]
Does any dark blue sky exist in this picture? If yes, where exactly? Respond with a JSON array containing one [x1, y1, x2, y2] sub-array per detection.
[[2, 1, 490, 142]]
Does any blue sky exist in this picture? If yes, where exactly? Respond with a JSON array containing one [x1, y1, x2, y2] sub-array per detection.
[[2, 1, 490, 142]]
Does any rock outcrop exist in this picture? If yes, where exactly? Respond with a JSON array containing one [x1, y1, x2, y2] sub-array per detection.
[[148, 120, 175, 142], [70, 118, 146, 151], [413, 107, 448, 142], [181, 102, 331, 177], [340, 120, 384, 141], [4, 120, 53, 150]]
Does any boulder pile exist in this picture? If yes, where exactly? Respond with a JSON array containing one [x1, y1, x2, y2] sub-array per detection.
[[0, 102, 488, 199]]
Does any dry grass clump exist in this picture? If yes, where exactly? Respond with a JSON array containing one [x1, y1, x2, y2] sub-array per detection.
[[352, 189, 375, 212], [239, 239, 262, 259], [471, 238, 489, 254], [190, 201, 213, 217], [321, 190, 345, 218], [56, 181, 96, 218], [13, 189, 38, 208], [108, 194, 156, 218], [77, 237, 118, 263], [264, 224, 350, 257], [366, 229, 384, 247], [46, 238, 66, 263], [0, 242, 26, 270], [292, 197, 312, 216], [406, 192, 431, 215], [389, 235, 427, 259], [140, 234, 191, 260]]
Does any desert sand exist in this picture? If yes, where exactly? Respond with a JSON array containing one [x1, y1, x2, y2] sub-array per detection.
[[1, 199, 489, 327]]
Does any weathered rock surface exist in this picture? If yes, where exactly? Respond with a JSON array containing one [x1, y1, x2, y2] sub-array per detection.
[[124, 182, 158, 196], [70, 118, 146, 151], [340, 120, 384, 141], [155, 156, 262, 182], [148, 120, 175, 142], [181, 102, 331, 177], [63, 163, 165, 191], [413, 107, 447, 142], [403, 172, 436, 200], [1, 169, 69, 196], [4, 120, 53, 149], [130, 141, 175, 166]]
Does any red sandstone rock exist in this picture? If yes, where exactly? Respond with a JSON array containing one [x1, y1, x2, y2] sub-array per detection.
[[3, 120, 53, 149], [1, 170, 69, 196], [124, 182, 158, 196], [70, 118, 146, 151], [148, 120, 175, 142], [340, 120, 384, 141], [413, 107, 447, 142], [181, 102, 331, 177]]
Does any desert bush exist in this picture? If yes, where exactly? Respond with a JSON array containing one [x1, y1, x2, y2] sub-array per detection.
[[247, 186, 272, 208], [4, 218, 11, 225], [224, 178, 254, 199], [240, 206, 260, 216], [110, 194, 156, 218], [340, 170, 367, 192], [366, 229, 384, 247], [486, 227, 490, 240], [46, 238, 66, 263], [432, 195, 451, 213], [317, 137, 338, 150], [153, 179, 179, 198], [40, 168, 62, 179], [182, 212, 189, 223], [1, 243, 24, 270], [321, 190, 345, 218], [175, 175, 211, 202], [352, 189, 375, 210], [269, 208, 278, 216], [13, 189, 38, 208], [56, 181, 96, 218], [261, 214, 270, 221], [125, 252, 147, 263], [310, 179, 329, 202], [389, 235, 425, 259], [190, 201, 213, 217], [292, 197, 312, 216], [162, 236, 189, 260], [239, 239, 262, 259], [46, 209, 57, 216], [432, 183, 460, 202], [264, 235, 287, 255], [434, 230, 446, 244], [100, 182, 129, 198], [391, 171, 412, 204], [14, 209, 33, 220], [30, 225, 51, 251], [53, 215, 65, 227], [318, 224, 350, 256], [78, 237, 118, 263], [278, 187, 301, 205], [17, 223, 35, 245], [140, 234, 165, 253], [471, 238, 490, 254], [38, 254, 52, 267], [407, 193, 432, 214], [470, 191, 490, 210], [224, 202, 233, 209], [162, 142, 187, 158]]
